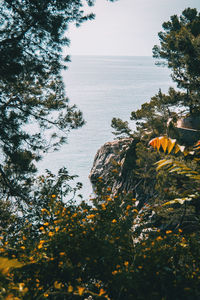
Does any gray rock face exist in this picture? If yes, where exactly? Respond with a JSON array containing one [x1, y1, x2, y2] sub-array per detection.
[[168, 115, 200, 146], [177, 115, 200, 130], [89, 138, 137, 194]]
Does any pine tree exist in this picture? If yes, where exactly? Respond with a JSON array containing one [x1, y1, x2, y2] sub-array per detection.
[[153, 7, 200, 114], [0, 0, 115, 207]]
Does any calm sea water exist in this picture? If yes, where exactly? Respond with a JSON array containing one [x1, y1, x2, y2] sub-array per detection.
[[38, 56, 174, 199]]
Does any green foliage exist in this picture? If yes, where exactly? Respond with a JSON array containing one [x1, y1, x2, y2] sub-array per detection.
[[0, 0, 117, 208], [0, 0, 95, 80], [131, 88, 181, 139], [153, 7, 200, 112], [149, 135, 200, 232], [111, 117, 132, 137], [0, 0, 95, 207], [112, 8, 200, 140], [1, 4, 200, 300], [110, 7, 200, 219], [1, 190, 200, 299]]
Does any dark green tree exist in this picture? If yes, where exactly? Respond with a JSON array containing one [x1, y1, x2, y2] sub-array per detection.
[[112, 8, 200, 140], [111, 7, 200, 213], [153, 7, 200, 114], [0, 0, 116, 208]]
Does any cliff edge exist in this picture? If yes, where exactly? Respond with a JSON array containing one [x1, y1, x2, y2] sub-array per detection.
[[89, 138, 138, 194]]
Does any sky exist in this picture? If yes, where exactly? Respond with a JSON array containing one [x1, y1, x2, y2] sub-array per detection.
[[66, 0, 200, 56]]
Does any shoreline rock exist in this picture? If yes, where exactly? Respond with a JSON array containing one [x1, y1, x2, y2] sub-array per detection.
[[89, 138, 137, 194]]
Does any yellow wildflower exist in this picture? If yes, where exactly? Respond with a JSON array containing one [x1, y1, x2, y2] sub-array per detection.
[[68, 285, 73, 293], [38, 240, 45, 249], [19, 283, 28, 293], [138, 266, 143, 269], [59, 261, 63, 267], [78, 286, 85, 296], [86, 214, 95, 219], [44, 292, 49, 297], [166, 230, 172, 234], [112, 270, 118, 275], [54, 281, 62, 289], [112, 219, 117, 223], [126, 205, 132, 210], [101, 204, 106, 210], [29, 256, 34, 261], [116, 264, 120, 269], [180, 243, 188, 248], [99, 288, 106, 296]]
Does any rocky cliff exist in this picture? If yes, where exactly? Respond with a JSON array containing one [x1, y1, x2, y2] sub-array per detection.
[[89, 138, 138, 195], [89, 115, 200, 198]]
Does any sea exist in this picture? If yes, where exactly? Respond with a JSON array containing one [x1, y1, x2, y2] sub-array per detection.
[[38, 56, 174, 200]]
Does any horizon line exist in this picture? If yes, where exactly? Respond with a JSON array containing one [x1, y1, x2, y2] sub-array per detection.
[[68, 54, 153, 57]]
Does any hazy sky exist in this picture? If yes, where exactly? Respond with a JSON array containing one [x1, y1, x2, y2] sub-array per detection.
[[67, 0, 200, 56]]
